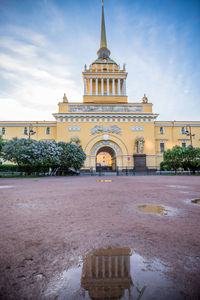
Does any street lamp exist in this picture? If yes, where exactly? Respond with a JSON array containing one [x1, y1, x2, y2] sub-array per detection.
[[183, 126, 195, 146], [25, 124, 36, 139]]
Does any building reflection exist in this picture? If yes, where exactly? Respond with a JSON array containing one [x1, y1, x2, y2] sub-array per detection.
[[81, 248, 133, 299]]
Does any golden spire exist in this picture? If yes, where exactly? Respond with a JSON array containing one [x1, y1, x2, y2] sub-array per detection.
[[100, 0, 107, 48], [97, 0, 111, 59]]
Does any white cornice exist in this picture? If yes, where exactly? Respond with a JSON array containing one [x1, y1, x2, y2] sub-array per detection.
[[155, 123, 200, 127], [0, 123, 56, 127]]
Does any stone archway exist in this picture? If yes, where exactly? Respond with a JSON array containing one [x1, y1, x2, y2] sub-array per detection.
[[96, 146, 116, 171], [84, 134, 129, 170]]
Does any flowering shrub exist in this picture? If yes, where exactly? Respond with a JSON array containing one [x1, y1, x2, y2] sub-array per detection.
[[2, 138, 86, 174]]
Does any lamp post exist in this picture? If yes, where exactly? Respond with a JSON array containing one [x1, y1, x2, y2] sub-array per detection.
[[25, 124, 36, 139], [184, 126, 195, 146]]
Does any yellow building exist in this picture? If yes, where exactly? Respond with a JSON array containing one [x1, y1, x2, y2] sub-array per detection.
[[0, 2, 200, 171]]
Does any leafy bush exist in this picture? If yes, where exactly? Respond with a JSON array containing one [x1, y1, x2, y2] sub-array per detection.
[[0, 164, 18, 172], [1, 138, 86, 175], [161, 145, 200, 173]]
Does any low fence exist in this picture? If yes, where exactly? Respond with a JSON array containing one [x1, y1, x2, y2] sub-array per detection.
[[0, 168, 199, 177], [80, 167, 200, 176]]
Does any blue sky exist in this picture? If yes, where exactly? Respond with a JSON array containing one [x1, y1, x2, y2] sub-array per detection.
[[0, 0, 200, 121]]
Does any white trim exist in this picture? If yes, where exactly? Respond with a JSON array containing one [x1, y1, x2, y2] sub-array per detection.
[[0, 123, 56, 127], [155, 123, 200, 127]]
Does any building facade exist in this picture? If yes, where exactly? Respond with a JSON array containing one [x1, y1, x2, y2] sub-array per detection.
[[0, 3, 200, 170]]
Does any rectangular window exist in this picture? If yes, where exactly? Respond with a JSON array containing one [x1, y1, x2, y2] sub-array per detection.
[[24, 127, 28, 135], [181, 127, 185, 134], [160, 127, 164, 134], [46, 127, 50, 135], [182, 142, 186, 148], [1, 127, 5, 135], [160, 142, 165, 153]]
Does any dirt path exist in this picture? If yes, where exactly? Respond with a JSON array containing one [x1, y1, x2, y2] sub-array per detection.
[[0, 176, 199, 299]]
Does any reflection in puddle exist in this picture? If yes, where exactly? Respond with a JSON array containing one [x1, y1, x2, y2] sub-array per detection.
[[45, 248, 181, 300], [81, 248, 133, 299], [167, 185, 188, 189], [96, 180, 113, 183], [135, 205, 172, 216], [191, 199, 200, 205], [0, 185, 14, 189]]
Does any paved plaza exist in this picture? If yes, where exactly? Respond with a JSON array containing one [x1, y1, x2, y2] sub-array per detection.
[[0, 176, 199, 299]]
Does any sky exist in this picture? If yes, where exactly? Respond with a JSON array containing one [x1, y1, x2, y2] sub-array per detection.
[[0, 0, 200, 121]]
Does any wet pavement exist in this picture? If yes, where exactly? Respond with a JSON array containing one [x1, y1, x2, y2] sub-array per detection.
[[191, 199, 200, 205], [45, 248, 182, 300], [135, 204, 172, 216], [0, 176, 200, 299]]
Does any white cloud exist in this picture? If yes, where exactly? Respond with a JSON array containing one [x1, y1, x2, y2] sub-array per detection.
[[0, 28, 82, 121]]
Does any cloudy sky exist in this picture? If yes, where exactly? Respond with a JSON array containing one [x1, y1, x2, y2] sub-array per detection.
[[0, 0, 199, 121]]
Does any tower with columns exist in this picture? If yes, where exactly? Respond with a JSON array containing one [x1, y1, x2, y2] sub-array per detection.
[[83, 1, 127, 104]]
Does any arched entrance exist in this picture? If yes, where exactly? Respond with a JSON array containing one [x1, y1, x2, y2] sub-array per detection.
[[96, 146, 116, 171]]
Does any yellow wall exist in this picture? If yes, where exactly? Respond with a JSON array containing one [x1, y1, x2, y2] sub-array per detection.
[[1, 119, 200, 170]]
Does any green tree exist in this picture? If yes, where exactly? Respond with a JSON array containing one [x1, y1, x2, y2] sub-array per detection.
[[162, 146, 184, 171], [2, 138, 38, 173], [182, 146, 200, 173], [2, 138, 61, 174], [58, 142, 86, 170], [0, 135, 5, 164], [0, 135, 4, 156]]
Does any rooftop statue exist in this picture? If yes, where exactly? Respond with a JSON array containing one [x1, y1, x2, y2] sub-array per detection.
[[63, 93, 68, 103], [142, 94, 148, 103]]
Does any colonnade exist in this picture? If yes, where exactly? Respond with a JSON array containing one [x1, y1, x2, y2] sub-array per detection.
[[84, 78, 126, 96], [83, 254, 130, 279]]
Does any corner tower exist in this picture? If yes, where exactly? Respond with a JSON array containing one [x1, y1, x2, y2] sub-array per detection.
[[83, 0, 128, 104]]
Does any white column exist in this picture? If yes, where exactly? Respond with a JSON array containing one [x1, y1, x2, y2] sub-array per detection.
[[101, 64, 103, 72], [89, 256, 92, 277], [96, 78, 98, 95], [108, 256, 112, 277], [123, 79, 126, 95], [84, 78, 87, 95], [115, 256, 118, 277], [118, 79, 121, 95], [112, 78, 115, 95], [107, 64, 109, 72], [113, 64, 115, 72], [95, 64, 97, 72], [121, 256, 124, 277], [102, 256, 105, 278], [95, 256, 99, 278], [101, 78, 104, 95], [90, 78, 93, 95], [107, 78, 109, 95]]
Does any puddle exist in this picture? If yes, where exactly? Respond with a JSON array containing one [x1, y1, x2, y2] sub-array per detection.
[[179, 191, 190, 194], [167, 185, 188, 189], [96, 180, 113, 183], [17, 202, 37, 209], [135, 205, 172, 216], [45, 248, 182, 300], [0, 185, 14, 189], [191, 199, 200, 205]]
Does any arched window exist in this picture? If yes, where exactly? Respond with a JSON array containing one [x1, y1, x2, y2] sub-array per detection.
[[46, 127, 50, 135], [1, 127, 5, 135]]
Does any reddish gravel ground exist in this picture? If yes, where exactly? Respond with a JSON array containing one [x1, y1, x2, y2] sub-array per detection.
[[0, 176, 200, 300]]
